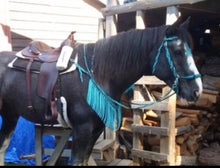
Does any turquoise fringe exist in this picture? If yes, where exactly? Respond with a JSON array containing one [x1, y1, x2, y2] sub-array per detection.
[[87, 78, 122, 131]]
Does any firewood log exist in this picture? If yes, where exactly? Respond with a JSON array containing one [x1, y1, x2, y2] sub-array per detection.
[[176, 117, 191, 127], [143, 119, 159, 126], [180, 143, 192, 156], [176, 136, 185, 144], [186, 135, 199, 155], [176, 108, 201, 115]]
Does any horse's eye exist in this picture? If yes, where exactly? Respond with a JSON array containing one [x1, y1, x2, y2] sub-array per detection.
[[174, 50, 182, 55]]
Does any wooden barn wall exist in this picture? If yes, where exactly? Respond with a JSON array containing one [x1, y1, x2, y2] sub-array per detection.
[[8, 0, 103, 51]]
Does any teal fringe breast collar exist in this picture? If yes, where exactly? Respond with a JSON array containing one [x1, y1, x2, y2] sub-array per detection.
[[72, 44, 122, 131]]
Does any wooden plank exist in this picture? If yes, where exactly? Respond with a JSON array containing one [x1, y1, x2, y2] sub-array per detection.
[[175, 126, 192, 136], [10, 0, 90, 8], [160, 87, 176, 165], [105, 0, 117, 141], [116, 159, 133, 166], [131, 100, 169, 111], [132, 109, 143, 165], [132, 148, 168, 162], [132, 124, 168, 136], [175, 156, 197, 166], [93, 139, 115, 152], [101, 0, 204, 16], [88, 155, 97, 166], [10, 11, 99, 25], [106, 159, 121, 166], [135, 76, 166, 85], [35, 125, 43, 166], [46, 132, 71, 166], [44, 148, 71, 157], [9, 1, 101, 17], [136, 10, 145, 29], [82, 0, 106, 12]]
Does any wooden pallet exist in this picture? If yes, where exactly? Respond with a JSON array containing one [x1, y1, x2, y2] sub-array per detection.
[[35, 124, 116, 166]]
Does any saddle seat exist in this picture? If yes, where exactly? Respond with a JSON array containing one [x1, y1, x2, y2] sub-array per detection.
[[16, 31, 76, 120], [21, 40, 60, 63]]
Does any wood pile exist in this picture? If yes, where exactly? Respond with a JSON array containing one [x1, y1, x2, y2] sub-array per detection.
[[117, 84, 220, 165], [143, 87, 220, 161]]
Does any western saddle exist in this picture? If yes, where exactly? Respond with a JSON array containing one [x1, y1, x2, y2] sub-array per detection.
[[16, 31, 76, 120]]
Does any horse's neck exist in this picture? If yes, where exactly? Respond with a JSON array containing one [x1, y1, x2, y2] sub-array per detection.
[[93, 26, 167, 96]]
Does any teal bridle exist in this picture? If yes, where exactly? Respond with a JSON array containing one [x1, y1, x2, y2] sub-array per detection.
[[152, 36, 201, 95]]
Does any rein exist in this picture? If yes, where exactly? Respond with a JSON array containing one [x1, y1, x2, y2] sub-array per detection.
[[72, 37, 201, 130]]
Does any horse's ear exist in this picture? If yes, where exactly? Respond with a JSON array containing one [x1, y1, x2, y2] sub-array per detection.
[[171, 17, 183, 28], [172, 16, 191, 29], [180, 16, 191, 29]]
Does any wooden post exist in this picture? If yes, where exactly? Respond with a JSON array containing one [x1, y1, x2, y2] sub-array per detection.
[[0, 0, 12, 51], [160, 86, 176, 165], [164, 6, 179, 165], [35, 125, 43, 166], [98, 18, 105, 40], [105, 0, 117, 38], [136, 10, 145, 29], [105, 0, 118, 140], [166, 6, 180, 25], [132, 86, 144, 165]]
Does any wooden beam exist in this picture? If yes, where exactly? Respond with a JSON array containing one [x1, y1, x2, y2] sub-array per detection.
[[101, 0, 205, 16], [82, 0, 106, 12], [132, 124, 169, 136]]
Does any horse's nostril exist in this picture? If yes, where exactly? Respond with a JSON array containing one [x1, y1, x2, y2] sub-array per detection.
[[194, 90, 200, 98]]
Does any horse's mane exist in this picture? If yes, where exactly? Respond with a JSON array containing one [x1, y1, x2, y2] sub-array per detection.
[[93, 25, 169, 83]]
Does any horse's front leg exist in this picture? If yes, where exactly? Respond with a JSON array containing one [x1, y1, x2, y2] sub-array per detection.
[[0, 112, 18, 166], [69, 113, 105, 166]]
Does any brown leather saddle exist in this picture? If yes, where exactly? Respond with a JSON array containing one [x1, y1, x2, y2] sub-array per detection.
[[16, 31, 76, 120]]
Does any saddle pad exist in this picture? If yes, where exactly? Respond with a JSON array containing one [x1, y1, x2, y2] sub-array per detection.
[[9, 57, 42, 72], [8, 53, 78, 74]]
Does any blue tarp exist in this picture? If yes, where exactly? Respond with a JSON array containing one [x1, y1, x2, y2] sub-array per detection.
[[0, 116, 55, 165]]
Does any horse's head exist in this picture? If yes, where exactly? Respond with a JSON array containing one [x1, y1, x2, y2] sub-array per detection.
[[151, 17, 203, 103]]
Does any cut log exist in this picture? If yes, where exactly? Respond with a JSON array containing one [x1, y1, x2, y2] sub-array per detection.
[[176, 108, 201, 115], [203, 75, 220, 91], [176, 136, 185, 144], [145, 110, 159, 118], [180, 143, 192, 156], [143, 119, 159, 126], [198, 93, 217, 104], [201, 64, 220, 77], [175, 117, 191, 127], [203, 88, 219, 95], [186, 135, 199, 155], [199, 148, 220, 166], [176, 125, 192, 136]]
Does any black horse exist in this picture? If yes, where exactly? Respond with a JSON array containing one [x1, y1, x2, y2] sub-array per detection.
[[0, 18, 202, 165]]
